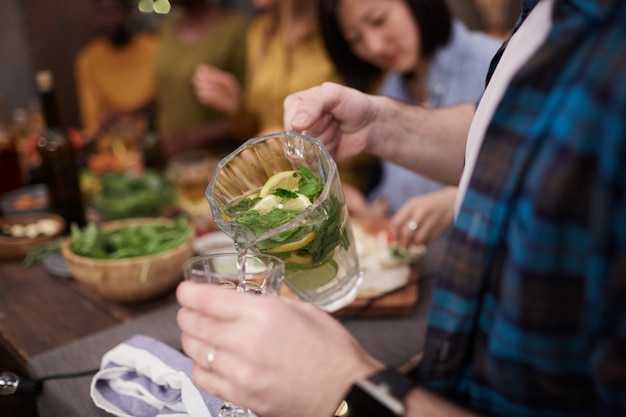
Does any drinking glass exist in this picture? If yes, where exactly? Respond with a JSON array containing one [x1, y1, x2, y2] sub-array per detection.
[[206, 131, 362, 312], [183, 252, 285, 417], [168, 150, 219, 230]]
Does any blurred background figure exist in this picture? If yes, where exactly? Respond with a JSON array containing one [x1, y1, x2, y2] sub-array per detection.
[[75, 0, 159, 141], [192, 0, 377, 194], [445, 0, 520, 38], [195, 0, 340, 136], [155, 0, 248, 159], [319, 0, 501, 251]]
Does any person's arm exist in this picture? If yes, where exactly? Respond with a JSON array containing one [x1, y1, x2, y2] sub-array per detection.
[[161, 118, 234, 158], [192, 64, 242, 115], [75, 54, 102, 138], [284, 82, 474, 186]]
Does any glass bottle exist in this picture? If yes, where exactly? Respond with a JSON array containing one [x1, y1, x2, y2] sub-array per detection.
[[0, 95, 24, 201], [35, 70, 86, 229], [141, 111, 165, 172]]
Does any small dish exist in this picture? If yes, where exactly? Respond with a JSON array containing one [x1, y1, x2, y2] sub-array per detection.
[[192, 231, 236, 255], [351, 217, 423, 298], [43, 253, 73, 278], [0, 213, 65, 260], [0, 184, 49, 216]]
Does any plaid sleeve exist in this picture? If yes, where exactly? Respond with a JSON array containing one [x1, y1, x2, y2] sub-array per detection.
[[416, 1, 626, 415]]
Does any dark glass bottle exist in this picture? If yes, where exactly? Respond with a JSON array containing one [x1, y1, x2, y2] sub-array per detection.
[[0, 96, 24, 201], [141, 111, 165, 172], [35, 71, 86, 229]]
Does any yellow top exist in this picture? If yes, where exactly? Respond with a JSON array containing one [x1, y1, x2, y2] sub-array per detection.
[[239, 15, 341, 135], [235, 15, 378, 193], [75, 33, 159, 137]]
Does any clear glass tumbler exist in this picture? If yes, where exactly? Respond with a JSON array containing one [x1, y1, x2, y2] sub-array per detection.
[[183, 252, 285, 417]]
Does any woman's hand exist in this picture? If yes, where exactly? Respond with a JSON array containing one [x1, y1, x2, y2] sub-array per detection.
[[176, 281, 383, 417], [390, 187, 457, 248], [343, 183, 388, 218], [192, 64, 241, 114]]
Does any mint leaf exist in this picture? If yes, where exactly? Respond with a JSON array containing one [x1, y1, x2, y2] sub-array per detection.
[[233, 207, 301, 238], [296, 166, 323, 201], [295, 195, 343, 264], [273, 188, 299, 200], [224, 196, 260, 218]]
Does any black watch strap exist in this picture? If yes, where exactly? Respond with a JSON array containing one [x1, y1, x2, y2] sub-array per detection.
[[342, 367, 414, 417]]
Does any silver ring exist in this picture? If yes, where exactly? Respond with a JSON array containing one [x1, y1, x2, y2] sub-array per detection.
[[407, 221, 419, 231], [205, 347, 217, 371]]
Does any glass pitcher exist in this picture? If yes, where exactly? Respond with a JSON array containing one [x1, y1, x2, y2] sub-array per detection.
[[206, 131, 362, 312]]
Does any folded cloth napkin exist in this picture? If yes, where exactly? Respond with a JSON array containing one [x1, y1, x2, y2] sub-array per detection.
[[91, 334, 224, 417]]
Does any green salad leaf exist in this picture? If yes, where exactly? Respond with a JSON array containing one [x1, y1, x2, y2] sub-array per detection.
[[70, 216, 191, 259], [94, 170, 176, 220]]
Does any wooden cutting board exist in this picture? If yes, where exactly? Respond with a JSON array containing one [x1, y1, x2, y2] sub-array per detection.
[[333, 265, 419, 318], [335, 217, 420, 317]]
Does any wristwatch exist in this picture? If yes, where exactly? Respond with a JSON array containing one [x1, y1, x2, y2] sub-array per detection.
[[339, 367, 414, 417]]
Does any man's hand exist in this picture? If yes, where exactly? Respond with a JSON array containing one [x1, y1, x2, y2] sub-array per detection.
[[177, 281, 383, 417], [284, 82, 474, 186]]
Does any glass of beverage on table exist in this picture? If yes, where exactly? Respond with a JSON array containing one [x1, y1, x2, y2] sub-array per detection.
[[206, 131, 362, 312], [168, 151, 219, 229], [183, 252, 285, 417]]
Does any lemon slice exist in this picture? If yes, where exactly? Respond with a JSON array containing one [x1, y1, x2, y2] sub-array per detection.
[[285, 252, 314, 265], [265, 231, 318, 253], [252, 194, 282, 215], [259, 170, 300, 197], [282, 193, 312, 211], [286, 259, 338, 291]]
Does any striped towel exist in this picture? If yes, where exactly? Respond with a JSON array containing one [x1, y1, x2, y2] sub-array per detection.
[[91, 334, 224, 417]]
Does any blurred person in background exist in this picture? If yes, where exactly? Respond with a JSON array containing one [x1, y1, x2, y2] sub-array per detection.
[[192, 0, 378, 195], [319, 0, 501, 254], [75, 0, 159, 141], [155, 0, 248, 158], [445, 0, 520, 38]]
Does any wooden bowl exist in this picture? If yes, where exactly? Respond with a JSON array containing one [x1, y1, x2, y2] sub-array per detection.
[[61, 218, 194, 304], [0, 213, 65, 260]]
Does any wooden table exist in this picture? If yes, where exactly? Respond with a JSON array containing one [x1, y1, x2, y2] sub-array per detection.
[[0, 226, 443, 417], [0, 260, 176, 416]]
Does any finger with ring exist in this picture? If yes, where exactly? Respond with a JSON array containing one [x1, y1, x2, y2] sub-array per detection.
[[205, 347, 217, 371], [407, 221, 419, 231]]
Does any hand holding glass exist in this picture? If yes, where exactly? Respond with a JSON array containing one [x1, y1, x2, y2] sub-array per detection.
[[183, 253, 284, 417]]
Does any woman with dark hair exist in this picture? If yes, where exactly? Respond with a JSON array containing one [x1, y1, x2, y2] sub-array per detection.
[[319, 0, 501, 251], [320, 0, 452, 93]]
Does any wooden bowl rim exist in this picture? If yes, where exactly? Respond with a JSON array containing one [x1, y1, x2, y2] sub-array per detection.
[[61, 217, 194, 265]]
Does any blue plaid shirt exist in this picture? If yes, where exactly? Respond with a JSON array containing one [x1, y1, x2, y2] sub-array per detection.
[[415, 0, 626, 415]]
